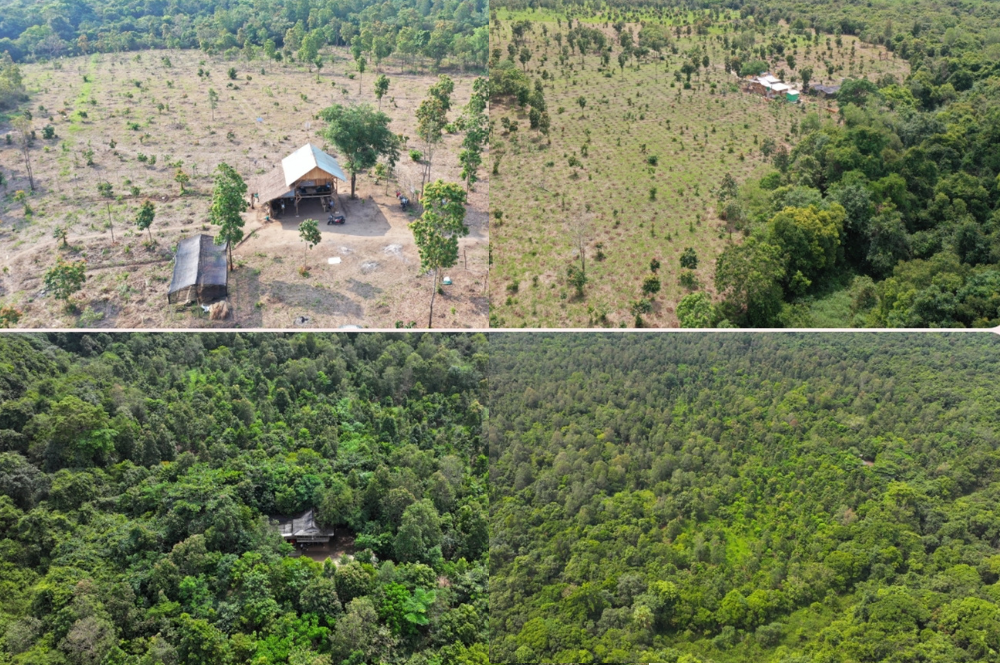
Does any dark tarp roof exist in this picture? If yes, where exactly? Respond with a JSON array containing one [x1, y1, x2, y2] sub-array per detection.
[[168, 234, 228, 302]]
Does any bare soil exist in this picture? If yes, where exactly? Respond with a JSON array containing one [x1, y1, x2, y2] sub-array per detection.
[[0, 47, 487, 328]]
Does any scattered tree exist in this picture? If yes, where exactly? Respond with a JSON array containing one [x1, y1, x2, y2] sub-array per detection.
[[410, 181, 468, 327], [207, 163, 248, 271], [298, 218, 321, 271]]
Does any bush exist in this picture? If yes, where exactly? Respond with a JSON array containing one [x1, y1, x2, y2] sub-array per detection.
[[756, 622, 784, 647], [642, 275, 661, 297], [677, 292, 714, 327], [409, 149, 423, 162], [680, 247, 698, 269]]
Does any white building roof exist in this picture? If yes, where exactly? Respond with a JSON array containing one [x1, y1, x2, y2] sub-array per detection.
[[281, 143, 347, 187], [787, 89, 801, 95], [771, 83, 790, 93], [760, 74, 781, 84]]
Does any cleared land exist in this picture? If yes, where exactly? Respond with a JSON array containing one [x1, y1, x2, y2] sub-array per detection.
[[0, 48, 487, 328], [490, 10, 907, 327]]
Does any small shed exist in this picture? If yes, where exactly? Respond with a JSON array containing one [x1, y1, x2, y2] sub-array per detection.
[[276, 508, 335, 545], [168, 234, 228, 304], [786, 89, 800, 102]]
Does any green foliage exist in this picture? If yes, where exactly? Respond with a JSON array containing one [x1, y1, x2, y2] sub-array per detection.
[[411, 181, 469, 325], [676, 291, 714, 327], [0, 52, 26, 110], [298, 219, 321, 268], [0, 333, 486, 664], [43, 258, 87, 302], [491, 333, 1000, 663], [135, 200, 155, 241], [207, 163, 247, 270], [374, 74, 390, 108], [679, 247, 698, 270], [321, 104, 400, 199]]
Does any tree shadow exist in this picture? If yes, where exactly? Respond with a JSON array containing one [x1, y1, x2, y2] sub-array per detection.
[[267, 280, 365, 319], [271, 197, 391, 238], [78, 298, 120, 327], [346, 278, 383, 301]]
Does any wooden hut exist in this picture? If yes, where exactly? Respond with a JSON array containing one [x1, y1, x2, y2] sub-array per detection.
[[248, 143, 348, 217], [276, 508, 335, 547], [168, 234, 228, 304]]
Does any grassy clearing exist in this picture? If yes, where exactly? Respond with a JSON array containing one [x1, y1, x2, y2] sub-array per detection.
[[490, 11, 907, 327]]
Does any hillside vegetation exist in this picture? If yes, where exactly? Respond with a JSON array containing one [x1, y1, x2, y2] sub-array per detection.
[[0, 332, 487, 665], [0, 0, 486, 69], [491, 332, 1000, 662], [490, 0, 1000, 328]]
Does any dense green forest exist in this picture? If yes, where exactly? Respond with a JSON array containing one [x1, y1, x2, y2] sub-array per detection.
[[0, 0, 487, 68], [0, 332, 487, 665], [490, 332, 1000, 662], [491, 0, 1000, 327]]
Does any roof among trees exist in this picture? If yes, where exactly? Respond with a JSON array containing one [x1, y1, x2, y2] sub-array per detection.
[[276, 508, 335, 539]]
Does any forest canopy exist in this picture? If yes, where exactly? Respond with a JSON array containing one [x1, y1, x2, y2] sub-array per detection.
[[0, 0, 487, 67], [490, 332, 1000, 662], [0, 332, 487, 665]]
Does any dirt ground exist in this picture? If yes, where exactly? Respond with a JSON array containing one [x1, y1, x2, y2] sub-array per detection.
[[291, 532, 356, 564], [0, 47, 488, 328]]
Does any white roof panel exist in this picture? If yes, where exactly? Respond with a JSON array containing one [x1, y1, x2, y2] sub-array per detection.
[[771, 83, 790, 92], [281, 143, 347, 186], [761, 75, 781, 84]]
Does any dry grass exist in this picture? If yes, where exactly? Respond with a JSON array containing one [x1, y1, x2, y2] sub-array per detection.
[[490, 11, 907, 327], [0, 47, 487, 328]]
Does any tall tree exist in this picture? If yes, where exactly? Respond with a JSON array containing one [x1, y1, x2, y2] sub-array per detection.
[[135, 200, 155, 242], [416, 98, 447, 196], [321, 104, 400, 199], [410, 180, 468, 327], [207, 163, 247, 271], [374, 74, 390, 110], [457, 77, 488, 192]]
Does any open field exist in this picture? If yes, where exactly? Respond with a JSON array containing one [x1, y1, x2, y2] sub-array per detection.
[[490, 9, 907, 327], [0, 48, 487, 328]]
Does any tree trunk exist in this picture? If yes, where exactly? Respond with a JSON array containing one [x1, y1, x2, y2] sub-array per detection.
[[428, 267, 438, 328], [351, 172, 357, 199], [20, 146, 34, 192]]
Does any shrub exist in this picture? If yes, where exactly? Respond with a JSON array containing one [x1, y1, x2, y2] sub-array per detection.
[[680, 247, 698, 269]]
